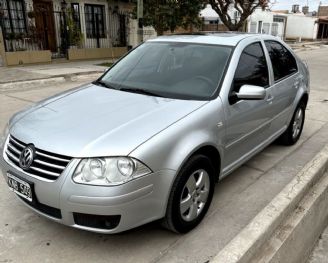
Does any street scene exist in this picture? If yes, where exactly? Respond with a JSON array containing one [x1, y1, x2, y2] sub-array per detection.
[[1, 0, 328, 262], [0, 46, 327, 262]]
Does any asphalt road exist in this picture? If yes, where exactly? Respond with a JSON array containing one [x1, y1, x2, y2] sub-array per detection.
[[0, 48, 327, 263]]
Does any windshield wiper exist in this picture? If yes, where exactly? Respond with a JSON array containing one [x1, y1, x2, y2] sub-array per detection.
[[92, 80, 118, 90], [94, 81, 165, 98], [119, 87, 164, 98]]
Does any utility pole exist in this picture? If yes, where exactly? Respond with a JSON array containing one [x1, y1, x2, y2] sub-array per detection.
[[137, 0, 143, 44]]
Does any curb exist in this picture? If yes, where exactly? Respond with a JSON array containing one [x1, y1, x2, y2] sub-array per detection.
[[0, 70, 103, 92], [253, 163, 328, 263], [211, 145, 328, 263]]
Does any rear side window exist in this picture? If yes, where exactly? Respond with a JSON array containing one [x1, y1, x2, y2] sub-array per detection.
[[265, 40, 298, 81], [233, 42, 269, 93]]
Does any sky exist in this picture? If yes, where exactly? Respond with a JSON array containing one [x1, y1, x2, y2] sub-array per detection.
[[271, 0, 328, 11]]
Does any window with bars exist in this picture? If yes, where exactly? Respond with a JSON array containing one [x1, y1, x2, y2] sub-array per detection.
[[273, 16, 285, 23], [84, 4, 105, 39], [262, 23, 270, 34], [250, 22, 257, 33], [234, 11, 240, 19], [2, 0, 27, 36], [271, 23, 278, 36]]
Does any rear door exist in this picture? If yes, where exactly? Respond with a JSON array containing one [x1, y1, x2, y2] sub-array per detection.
[[264, 40, 300, 134]]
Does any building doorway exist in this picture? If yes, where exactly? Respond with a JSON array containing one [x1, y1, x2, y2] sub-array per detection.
[[33, 0, 57, 52], [317, 21, 328, 40]]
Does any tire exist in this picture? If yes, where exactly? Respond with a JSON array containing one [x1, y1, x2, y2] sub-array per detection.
[[279, 101, 306, 146], [162, 154, 215, 233]]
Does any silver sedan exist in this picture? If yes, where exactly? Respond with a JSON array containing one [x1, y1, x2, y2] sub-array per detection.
[[0, 33, 309, 233]]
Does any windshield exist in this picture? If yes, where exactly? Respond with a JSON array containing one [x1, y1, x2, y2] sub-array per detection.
[[100, 42, 232, 100]]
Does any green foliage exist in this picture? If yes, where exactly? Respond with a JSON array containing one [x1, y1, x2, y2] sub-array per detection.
[[66, 8, 84, 47], [179, 0, 204, 30], [136, 0, 204, 35]]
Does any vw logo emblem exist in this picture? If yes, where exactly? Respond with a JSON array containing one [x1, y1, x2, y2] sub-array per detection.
[[19, 145, 35, 170]]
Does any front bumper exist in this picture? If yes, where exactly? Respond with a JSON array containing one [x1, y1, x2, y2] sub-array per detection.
[[0, 150, 176, 234]]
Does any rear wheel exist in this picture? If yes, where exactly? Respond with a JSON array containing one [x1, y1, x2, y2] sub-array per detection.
[[279, 101, 306, 146], [162, 155, 215, 233]]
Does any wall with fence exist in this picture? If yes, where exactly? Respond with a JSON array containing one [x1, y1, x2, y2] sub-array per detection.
[[201, 23, 228, 32], [0, 28, 6, 66], [0, 0, 129, 64]]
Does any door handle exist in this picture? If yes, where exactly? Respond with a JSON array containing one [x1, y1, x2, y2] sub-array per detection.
[[267, 94, 274, 103]]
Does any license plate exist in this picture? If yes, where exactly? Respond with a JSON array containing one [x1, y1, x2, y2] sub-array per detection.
[[7, 173, 33, 202]]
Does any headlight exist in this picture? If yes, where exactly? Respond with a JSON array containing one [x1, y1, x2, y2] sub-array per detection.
[[0, 123, 9, 149], [72, 157, 152, 186]]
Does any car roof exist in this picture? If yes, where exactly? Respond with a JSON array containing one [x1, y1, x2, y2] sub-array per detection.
[[147, 32, 278, 47]]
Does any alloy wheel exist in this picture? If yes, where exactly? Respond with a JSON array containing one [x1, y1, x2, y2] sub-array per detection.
[[180, 169, 210, 222], [292, 107, 304, 139]]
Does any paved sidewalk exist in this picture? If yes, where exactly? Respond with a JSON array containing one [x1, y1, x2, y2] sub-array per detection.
[[290, 40, 328, 52], [0, 59, 113, 84], [308, 224, 328, 263]]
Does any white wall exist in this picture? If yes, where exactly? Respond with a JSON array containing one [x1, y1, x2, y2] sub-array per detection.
[[285, 15, 318, 40], [128, 19, 139, 47], [247, 9, 286, 38], [128, 20, 157, 47], [248, 9, 273, 33], [249, 9, 274, 25], [200, 4, 220, 22], [200, 4, 240, 25], [143, 26, 157, 42]]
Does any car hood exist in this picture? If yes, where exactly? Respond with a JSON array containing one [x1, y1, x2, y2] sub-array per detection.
[[10, 84, 207, 157]]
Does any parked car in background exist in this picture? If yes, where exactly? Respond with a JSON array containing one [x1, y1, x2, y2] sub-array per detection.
[[0, 33, 309, 234]]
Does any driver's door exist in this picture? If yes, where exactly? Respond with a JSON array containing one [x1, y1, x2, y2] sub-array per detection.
[[222, 41, 274, 173]]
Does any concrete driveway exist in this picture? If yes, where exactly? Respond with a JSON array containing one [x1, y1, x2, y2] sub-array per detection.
[[0, 48, 328, 263]]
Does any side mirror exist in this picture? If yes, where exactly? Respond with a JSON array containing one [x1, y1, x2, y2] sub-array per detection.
[[236, 85, 266, 100]]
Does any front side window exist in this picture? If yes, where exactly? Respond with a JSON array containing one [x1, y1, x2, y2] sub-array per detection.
[[233, 42, 269, 93], [100, 42, 232, 100], [265, 40, 298, 81], [84, 4, 105, 38], [2, 0, 27, 35]]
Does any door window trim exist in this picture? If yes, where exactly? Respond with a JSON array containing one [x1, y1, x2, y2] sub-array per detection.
[[264, 40, 299, 84], [228, 41, 271, 104]]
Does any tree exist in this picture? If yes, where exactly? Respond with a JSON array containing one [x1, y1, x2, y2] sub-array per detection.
[[141, 0, 204, 35], [208, 0, 269, 31], [179, 0, 204, 32]]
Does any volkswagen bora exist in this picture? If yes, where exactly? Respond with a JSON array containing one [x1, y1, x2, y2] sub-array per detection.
[[0, 33, 309, 233]]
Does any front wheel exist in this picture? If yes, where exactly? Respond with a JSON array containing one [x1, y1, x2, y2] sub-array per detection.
[[162, 155, 215, 233], [279, 101, 306, 146]]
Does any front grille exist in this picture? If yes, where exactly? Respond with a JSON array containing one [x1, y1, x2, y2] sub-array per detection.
[[5, 135, 72, 181], [19, 196, 62, 219], [73, 213, 121, 230]]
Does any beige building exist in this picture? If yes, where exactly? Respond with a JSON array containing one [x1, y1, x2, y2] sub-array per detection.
[[318, 6, 328, 39], [318, 5, 328, 16]]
